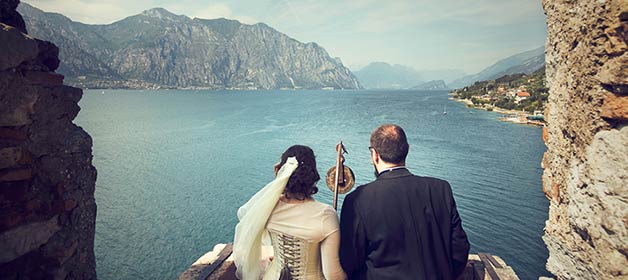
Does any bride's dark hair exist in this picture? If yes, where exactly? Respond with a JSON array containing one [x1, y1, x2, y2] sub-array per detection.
[[279, 145, 320, 200]]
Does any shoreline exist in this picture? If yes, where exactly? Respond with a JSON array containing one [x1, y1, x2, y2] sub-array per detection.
[[449, 96, 545, 127]]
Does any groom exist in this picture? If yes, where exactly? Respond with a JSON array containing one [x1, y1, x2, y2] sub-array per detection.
[[339, 124, 469, 279]]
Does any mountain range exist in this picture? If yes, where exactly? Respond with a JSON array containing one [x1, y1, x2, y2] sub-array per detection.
[[353, 48, 545, 91], [352, 62, 423, 89], [352, 62, 458, 90], [354, 46, 545, 90], [411, 80, 449, 90], [449, 46, 545, 88], [17, 3, 361, 90]]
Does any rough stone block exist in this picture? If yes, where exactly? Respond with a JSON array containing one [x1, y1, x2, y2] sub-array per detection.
[[0, 167, 32, 182], [35, 156, 67, 185], [55, 182, 65, 195], [27, 86, 83, 137], [0, 215, 60, 263], [0, 24, 59, 73], [0, 23, 38, 71], [16, 150, 32, 165], [0, 149, 29, 168], [25, 197, 41, 211], [32, 39, 60, 72], [0, 180, 29, 201], [0, 211, 24, 231], [551, 183, 560, 204], [0, 0, 27, 34], [0, 78, 39, 126], [601, 93, 628, 120], [597, 53, 628, 86], [0, 127, 27, 140], [53, 239, 78, 265], [0, 91, 39, 127], [51, 267, 68, 280], [0, 147, 23, 169], [51, 199, 65, 214], [602, 14, 628, 56], [23, 71, 64, 86], [64, 199, 77, 211], [586, 126, 628, 198]]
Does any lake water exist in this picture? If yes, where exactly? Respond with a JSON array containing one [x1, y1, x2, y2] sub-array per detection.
[[75, 89, 550, 280]]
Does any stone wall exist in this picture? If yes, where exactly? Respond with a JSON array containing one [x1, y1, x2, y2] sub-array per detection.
[[0, 1, 97, 279], [541, 0, 627, 279]]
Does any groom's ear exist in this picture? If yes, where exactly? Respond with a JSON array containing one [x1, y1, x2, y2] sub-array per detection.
[[370, 149, 379, 164]]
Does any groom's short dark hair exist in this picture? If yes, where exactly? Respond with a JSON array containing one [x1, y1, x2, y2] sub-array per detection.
[[370, 124, 409, 164]]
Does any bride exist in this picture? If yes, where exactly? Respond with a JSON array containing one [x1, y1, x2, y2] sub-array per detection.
[[233, 145, 346, 280]]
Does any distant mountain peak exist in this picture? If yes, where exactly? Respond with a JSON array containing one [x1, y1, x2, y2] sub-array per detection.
[[213, 17, 240, 23], [449, 46, 545, 88], [354, 62, 423, 89], [253, 22, 270, 28], [369, 61, 390, 67], [141, 7, 182, 19]]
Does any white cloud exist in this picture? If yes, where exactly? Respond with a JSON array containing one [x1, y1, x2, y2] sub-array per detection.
[[350, 0, 544, 34], [194, 4, 258, 24]]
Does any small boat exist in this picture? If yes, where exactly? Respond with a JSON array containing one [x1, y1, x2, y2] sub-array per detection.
[[526, 114, 544, 121], [443, 104, 447, 116]]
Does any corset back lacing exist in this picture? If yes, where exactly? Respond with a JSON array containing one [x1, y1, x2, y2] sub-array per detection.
[[269, 230, 312, 280]]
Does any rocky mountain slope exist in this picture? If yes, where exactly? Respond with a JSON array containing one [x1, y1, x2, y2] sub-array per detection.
[[17, 3, 360, 89], [449, 46, 545, 88]]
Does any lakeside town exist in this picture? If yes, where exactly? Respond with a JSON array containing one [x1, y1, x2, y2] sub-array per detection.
[[450, 67, 547, 126]]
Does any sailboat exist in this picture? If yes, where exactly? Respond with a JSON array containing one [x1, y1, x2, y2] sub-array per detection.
[[443, 104, 447, 116]]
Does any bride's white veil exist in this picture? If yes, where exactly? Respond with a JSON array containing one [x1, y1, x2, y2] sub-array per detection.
[[233, 157, 299, 280]]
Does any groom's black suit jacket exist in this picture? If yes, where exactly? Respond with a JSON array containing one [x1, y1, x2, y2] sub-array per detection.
[[339, 168, 469, 280]]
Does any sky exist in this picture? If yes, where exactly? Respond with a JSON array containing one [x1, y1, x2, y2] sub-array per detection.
[[22, 0, 547, 74]]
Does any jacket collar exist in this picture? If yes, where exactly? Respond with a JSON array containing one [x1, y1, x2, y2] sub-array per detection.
[[376, 167, 412, 180]]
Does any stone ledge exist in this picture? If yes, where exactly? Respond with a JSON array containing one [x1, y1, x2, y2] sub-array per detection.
[[178, 244, 520, 280]]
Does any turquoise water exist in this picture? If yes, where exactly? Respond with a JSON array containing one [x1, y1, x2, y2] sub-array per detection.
[[75, 89, 549, 280]]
